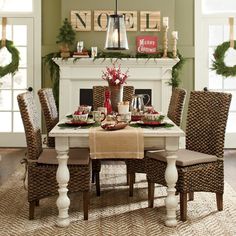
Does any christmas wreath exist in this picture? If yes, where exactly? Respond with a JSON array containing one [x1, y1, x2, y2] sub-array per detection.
[[212, 41, 236, 77], [0, 39, 20, 78]]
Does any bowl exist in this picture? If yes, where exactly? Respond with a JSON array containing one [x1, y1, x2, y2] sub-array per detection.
[[72, 113, 88, 122], [144, 113, 165, 122]]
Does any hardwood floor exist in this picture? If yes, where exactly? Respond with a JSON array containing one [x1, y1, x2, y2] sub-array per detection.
[[0, 148, 236, 191]]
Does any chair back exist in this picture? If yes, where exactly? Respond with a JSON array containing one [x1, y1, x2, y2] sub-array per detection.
[[93, 86, 134, 110], [17, 92, 42, 160], [38, 88, 59, 147], [167, 88, 186, 126], [186, 91, 232, 158]]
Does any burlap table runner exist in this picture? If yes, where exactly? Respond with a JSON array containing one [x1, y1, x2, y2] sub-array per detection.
[[89, 126, 144, 159]]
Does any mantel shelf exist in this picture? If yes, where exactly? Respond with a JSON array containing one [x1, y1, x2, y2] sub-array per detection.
[[53, 57, 179, 68]]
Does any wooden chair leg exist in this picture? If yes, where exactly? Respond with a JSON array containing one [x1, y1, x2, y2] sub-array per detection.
[[180, 193, 188, 221], [95, 172, 100, 196], [83, 191, 89, 220], [148, 182, 155, 208], [29, 201, 36, 220], [127, 173, 130, 186], [129, 173, 135, 197], [92, 171, 95, 183], [189, 192, 194, 201], [216, 193, 223, 211]]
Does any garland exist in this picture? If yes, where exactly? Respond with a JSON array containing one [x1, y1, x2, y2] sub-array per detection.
[[212, 41, 236, 77], [0, 40, 20, 78], [44, 51, 185, 108]]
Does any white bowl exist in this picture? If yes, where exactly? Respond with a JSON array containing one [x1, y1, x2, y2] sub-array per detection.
[[144, 113, 164, 122], [72, 113, 88, 122]]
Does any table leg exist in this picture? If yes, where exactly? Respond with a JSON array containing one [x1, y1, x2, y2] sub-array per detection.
[[165, 137, 179, 227], [55, 137, 70, 227]]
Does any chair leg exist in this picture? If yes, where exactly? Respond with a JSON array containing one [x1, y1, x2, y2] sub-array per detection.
[[189, 192, 194, 201], [92, 171, 95, 183], [180, 193, 188, 221], [129, 173, 135, 197], [83, 191, 89, 220], [95, 172, 100, 196], [29, 201, 36, 220], [216, 193, 223, 211], [127, 173, 130, 186], [148, 182, 155, 208]]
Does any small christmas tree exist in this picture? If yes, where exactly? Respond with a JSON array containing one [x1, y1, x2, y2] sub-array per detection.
[[56, 18, 76, 58]]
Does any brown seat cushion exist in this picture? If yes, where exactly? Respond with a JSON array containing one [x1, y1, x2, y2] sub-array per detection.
[[38, 148, 90, 165], [146, 149, 218, 167]]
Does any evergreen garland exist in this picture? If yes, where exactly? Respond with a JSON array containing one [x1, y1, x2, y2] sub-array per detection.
[[0, 40, 20, 78], [212, 41, 236, 77]]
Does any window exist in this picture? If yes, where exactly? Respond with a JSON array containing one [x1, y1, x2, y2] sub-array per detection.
[[0, 0, 32, 12]]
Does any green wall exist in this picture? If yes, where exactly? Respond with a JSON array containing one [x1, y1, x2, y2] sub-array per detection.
[[42, 0, 194, 128]]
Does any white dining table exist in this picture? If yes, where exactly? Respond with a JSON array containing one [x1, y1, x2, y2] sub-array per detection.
[[49, 119, 185, 228]]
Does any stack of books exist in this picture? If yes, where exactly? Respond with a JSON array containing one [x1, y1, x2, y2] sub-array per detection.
[[73, 51, 89, 58]]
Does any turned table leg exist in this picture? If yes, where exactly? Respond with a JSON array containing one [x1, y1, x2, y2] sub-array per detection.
[[164, 137, 179, 227], [55, 137, 70, 227]]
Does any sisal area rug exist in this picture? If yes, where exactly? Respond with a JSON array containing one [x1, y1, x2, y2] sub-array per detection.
[[0, 163, 236, 236]]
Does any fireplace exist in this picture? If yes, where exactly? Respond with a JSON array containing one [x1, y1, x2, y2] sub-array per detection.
[[54, 58, 179, 119]]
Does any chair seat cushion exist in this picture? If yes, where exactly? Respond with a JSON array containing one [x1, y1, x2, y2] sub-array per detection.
[[146, 149, 218, 167], [38, 148, 90, 165]]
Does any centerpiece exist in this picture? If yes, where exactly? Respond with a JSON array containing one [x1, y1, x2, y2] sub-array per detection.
[[101, 64, 129, 112]]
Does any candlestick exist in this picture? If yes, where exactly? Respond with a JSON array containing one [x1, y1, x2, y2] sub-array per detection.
[[163, 26, 168, 58], [172, 31, 178, 58]]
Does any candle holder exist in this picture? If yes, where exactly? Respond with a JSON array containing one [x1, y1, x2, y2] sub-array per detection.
[[163, 26, 168, 58], [172, 37, 177, 58]]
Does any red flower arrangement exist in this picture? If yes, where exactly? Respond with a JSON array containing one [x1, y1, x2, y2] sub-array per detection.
[[101, 64, 129, 86]]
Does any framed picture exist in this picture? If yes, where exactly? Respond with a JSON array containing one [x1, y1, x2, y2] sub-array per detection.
[[136, 36, 158, 54]]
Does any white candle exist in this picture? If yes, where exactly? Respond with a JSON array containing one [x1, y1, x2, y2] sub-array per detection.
[[163, 17, 169, 27], [172, 31, 178, 40]]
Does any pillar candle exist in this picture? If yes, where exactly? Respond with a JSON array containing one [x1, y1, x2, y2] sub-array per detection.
[[163, 17, 169, 27], [172, 31, 178, 40]]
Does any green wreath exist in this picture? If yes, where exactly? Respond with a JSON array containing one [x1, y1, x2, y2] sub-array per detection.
[[0, 40, 20, 78], [212, 41, 236, 77]]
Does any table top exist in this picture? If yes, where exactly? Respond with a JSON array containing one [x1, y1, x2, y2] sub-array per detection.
[[50, 118, 185, 138]]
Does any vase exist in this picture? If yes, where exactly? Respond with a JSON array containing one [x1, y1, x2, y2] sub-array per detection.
[[108, 84, 123, 112]]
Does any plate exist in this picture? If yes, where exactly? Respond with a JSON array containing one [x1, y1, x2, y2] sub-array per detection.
[[101, 122, 128, 131], [64, 120, 95, 127], [137, 121, 165, 127], [131, 115, 144, 121]]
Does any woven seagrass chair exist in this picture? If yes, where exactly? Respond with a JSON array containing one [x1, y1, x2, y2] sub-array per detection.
[[38, 88, 58, 147], [126, 88, 187, 196], [18, 91, 91, 220], [38, 88, 101, 197], [92, 85, 135, 194], [146, 91, 231, 221]]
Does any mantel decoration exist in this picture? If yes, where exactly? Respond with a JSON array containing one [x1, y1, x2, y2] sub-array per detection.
[[56, 18, 76, 58], [0, 17, 20, 78], [212, 17, 236, 77], [101, 63, 129, 111]]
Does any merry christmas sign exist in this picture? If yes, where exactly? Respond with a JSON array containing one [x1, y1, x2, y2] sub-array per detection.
[[136, 36, 158, 54]]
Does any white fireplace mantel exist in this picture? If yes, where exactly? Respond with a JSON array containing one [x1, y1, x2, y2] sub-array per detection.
[[54, 58, 179, 119]]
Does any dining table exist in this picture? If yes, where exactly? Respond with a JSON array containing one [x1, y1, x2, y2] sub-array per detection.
[[49, 118, 185, 228]]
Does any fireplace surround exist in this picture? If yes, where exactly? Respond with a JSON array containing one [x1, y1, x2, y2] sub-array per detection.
[[54, 58, 179, 119]]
